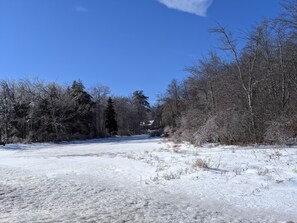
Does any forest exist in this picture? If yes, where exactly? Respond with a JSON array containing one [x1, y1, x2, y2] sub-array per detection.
[[159, 0, 297, 145], [1, 0, 297, 145], [0, 79, 156, 143]]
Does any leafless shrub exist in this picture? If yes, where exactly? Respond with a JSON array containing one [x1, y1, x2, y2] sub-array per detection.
[[192, 158, 210, 169], [264, 119, 294, 144], [163, 126, 175, 138], [193, 116, 219, 146], [172, 144, 181, 153]]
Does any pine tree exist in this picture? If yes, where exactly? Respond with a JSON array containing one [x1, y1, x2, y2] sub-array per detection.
[[132, 90, 150, 133], [104, 97, 118, 135], [66, 80, 94, 137]]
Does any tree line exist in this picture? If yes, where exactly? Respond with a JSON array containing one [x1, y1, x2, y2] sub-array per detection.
[[0, 79, 156, 143], [159, 0, 297, 145], [2, 0, 297, 145]]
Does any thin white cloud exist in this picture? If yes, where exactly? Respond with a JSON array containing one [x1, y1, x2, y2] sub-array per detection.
[[157, 0, 213, 16], [75, 6, 88, 13]]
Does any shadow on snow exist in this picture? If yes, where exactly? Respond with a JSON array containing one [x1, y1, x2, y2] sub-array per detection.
[[0, 135, 160, 151]]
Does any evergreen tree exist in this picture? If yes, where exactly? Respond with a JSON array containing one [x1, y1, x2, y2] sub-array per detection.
[[66, 80, 94, 137], [132, 90, 150, 111], [132, 90, 150, 133], [104, 97, 118, 135]]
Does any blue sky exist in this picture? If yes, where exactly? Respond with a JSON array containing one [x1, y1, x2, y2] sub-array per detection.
[[0, 0, 281, 103]]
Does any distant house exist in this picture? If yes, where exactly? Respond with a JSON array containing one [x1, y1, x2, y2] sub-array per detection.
[[140, 120, 155, 130]]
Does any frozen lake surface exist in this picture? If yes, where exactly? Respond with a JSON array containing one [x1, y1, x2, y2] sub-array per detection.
[[0, 135, 296, 222]]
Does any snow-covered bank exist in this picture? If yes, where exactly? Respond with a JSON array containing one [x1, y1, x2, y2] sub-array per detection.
[[0, 136, 296, 222]]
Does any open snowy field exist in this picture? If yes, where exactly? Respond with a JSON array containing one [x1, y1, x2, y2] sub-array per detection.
[[0, 135, 296, 223]]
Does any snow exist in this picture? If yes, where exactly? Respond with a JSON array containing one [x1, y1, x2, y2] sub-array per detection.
[[0, 135, 296, 222]]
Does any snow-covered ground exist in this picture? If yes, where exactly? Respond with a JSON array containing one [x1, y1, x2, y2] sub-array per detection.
[[0, 135, 296, 223]]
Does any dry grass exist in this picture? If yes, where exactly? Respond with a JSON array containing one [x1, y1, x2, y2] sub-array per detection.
[[275, 179, 284, 184], [192, 158, 210, 169], [257, 167, 270, 176], [268, 150, 282, 159], [172, 144, 181, 153]]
